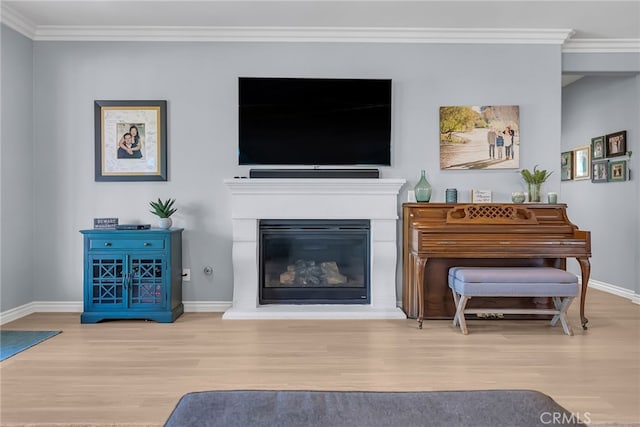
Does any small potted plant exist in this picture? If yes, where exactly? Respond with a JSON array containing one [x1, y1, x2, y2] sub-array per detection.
[[520, 165, 552, 203], [149, 198, 177, 229]]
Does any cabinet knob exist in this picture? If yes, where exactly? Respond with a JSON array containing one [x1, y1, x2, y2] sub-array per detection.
[[104, 242, 112, 247], [144, 242, 151, 246]]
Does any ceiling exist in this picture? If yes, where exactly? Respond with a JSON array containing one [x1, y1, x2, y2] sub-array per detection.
[[2, 1, 639, 42]]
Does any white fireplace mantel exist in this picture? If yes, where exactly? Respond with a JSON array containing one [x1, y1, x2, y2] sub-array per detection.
[[223, 178, 407, 319]]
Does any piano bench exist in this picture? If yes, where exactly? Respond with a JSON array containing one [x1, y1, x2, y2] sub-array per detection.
[[448, 267, 579, 336]]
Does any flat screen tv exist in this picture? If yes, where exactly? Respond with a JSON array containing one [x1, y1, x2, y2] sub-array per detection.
[[239, 77, 391, 166]]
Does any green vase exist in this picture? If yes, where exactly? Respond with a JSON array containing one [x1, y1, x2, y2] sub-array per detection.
[[528, 183, 541, 203], [414, 170, 432, 202]]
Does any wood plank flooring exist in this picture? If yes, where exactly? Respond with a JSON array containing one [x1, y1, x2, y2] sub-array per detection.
[[1, 289, 639, 426]]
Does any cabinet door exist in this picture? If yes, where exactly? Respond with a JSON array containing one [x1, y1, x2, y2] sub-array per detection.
[[129, 253, 166, 308], [88, 255, 127, 309]]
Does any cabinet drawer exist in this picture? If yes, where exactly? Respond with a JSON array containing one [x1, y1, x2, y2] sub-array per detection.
[[89, 239, 165, 250]]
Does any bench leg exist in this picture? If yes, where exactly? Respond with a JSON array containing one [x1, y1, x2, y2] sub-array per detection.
[[455, 296, 470, 335], [550, 297, 562, 326], [451, 288, 461, 327], [551, 296, 575, 336]]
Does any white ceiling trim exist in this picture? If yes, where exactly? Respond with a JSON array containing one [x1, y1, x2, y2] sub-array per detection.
[[11, 24, 578, 44], [1, 3, 636, 51], [563, 39, 640, 53], [0, 3, 37, 39]]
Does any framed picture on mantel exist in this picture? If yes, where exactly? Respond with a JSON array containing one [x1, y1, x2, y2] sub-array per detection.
[[94, 100, 167, 181]]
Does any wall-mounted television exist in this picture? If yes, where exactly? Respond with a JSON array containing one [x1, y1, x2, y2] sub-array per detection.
[[238, 77, 392, 166]]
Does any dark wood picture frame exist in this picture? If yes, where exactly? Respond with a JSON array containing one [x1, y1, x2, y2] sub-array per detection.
[[591, 160, 608, 183], [605, 130, 627, 158], [591, 136, 605, 160], [561, 151, 573, 181], [95, 100, 167, 181]]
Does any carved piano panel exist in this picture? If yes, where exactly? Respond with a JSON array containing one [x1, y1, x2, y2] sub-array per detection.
[[402, 203, 592, 329]]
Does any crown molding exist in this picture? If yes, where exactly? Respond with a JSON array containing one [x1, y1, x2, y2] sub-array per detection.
[[2, 6, 636, 53], [562, 38, 640, 53], [0, 3, 37, 39], [2, 22, 575, 45]]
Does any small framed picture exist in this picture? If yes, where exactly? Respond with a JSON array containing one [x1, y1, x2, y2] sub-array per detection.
[[605, 130, 627, 158], [591, 160, 608, 183], [609, 160, 627, 182], [591, 136, 605, 160], [471, 189, 492, 203], [573, 145, 591, 180], [560, 151, 573, 181]]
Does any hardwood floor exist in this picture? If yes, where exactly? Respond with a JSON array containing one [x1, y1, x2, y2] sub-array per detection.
[[1, 289, 638, 426]]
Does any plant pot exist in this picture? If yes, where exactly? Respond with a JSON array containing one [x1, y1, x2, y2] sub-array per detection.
[[158, 218, 172, 229]]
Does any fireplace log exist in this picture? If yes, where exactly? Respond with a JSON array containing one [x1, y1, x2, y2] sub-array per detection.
[[321, 262, 348, 285], [279, 260, 348, 286]]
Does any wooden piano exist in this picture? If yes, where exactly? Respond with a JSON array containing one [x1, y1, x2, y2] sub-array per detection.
[[402, 203, 592, 329]]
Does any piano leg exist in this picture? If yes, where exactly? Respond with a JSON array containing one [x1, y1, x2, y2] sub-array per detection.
[[415, 255, 428, 329], [576, 257, 591, 330]]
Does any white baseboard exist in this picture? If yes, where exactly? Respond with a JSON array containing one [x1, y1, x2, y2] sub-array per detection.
[[0, 301, 82, 325], [183, 301, 232, 312], [587, 279, 640, 304], [1, 283, 637, 325], [0, 302, 36, 325], [0, 300, 230, 325]]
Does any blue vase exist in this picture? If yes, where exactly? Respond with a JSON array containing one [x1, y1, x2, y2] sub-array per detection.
[[414, 170, 432, 202]]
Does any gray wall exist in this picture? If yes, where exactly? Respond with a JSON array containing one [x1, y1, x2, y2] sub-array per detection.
[[30, 40, 562, 305], [11, 23, 626, 311], [561, 75, 639, 294], [0, 25, 34, 311]]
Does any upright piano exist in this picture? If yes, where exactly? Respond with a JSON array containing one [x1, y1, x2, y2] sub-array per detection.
[[402, 203, 591, 329]]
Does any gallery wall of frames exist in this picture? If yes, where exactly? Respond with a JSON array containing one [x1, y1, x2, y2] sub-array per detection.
[[561, 130, 631, 183]]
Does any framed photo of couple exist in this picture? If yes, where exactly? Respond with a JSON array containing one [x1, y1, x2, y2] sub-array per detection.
[[605, 130, 627, 158], [609, 160, 627, 182], [94, 100, 167, 181]]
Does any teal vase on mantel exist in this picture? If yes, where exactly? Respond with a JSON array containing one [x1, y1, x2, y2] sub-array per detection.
[[414, 170, 432, 202]]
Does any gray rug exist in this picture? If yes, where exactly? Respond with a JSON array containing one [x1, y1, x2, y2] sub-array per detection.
[[0, 330, 62, 361], [164, 389, 585, 427]]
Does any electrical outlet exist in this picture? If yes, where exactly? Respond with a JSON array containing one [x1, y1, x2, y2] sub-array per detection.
[[182, 268, 191, 281]]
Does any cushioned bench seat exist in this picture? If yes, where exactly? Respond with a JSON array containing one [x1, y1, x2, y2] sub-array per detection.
[[448, 267, 579, 335]]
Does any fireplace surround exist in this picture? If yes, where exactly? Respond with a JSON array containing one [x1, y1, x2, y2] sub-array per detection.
[[223, 177, 406, 319]]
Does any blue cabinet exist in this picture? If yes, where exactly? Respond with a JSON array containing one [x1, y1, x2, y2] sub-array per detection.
[[80, 229, 184, 323]]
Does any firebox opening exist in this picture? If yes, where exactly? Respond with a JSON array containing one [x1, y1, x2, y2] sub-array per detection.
[[259, 219, 370, 304]]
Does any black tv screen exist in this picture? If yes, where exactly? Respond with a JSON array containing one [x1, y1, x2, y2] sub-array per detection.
[[239, 77, 391, 166]]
